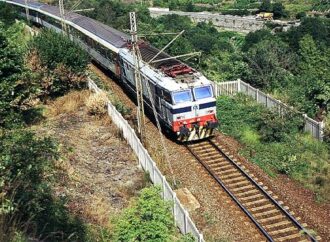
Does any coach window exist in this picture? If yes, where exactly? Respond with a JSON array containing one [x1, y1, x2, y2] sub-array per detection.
[[30, 10, 37, 17]]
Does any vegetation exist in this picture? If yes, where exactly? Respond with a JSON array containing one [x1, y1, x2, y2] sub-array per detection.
[[217, 94, 330, 201], [86, 91, 108, 116], [0, 11, 191, 241], [29, 29, 90, 97], [0, 14, 92, 240], [113, 186, 174, 242], [69, 1, 329, 130]]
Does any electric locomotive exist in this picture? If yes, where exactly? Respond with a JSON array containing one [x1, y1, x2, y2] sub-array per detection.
[[2, 0, 218, 141]]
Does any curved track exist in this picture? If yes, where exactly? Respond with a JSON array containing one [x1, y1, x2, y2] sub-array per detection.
[[186, 138, 319, 242]]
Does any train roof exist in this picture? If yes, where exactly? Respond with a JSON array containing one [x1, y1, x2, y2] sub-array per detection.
[[8, 0, 129, 48], [7, 0, 207, 87]]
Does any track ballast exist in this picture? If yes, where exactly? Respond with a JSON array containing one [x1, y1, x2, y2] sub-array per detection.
[[186, 138, 320, 242]]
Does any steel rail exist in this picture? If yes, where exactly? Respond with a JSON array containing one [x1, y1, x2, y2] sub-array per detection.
[[187, 139, 318, 242], [186, 141, 274, 242], [207, 139, 317, 242]]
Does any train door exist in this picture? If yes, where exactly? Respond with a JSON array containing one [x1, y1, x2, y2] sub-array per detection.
[[155, 86, 165, 119], [162, 90, 172, 123]]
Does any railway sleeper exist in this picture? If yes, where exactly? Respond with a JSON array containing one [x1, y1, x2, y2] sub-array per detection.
[[216, 164, 233, 170], [239, 193, 264, 202], [222, 177, 246, 185], [271, 228, 300, 238], [193, 147, 214, 152], [207, 162, 228, 169], [258, 214, 285, 223], [231, 184, 254, 192], [223, 176, 246, 184], [243, 198, 268, 207], [206, 159, 227, 166], [221, 172, 242, 180], [227, 179, 250, 187], [235, 189, 260, 197], [275, 232, 302, 242], [264, 220, 292, 230], [250, 203, 274, 212], [218, 168, 237, 175], [254, 209, 281, 219], [199, 152, 219, 159]]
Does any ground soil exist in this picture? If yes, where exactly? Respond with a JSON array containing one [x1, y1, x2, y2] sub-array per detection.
[[90, 64, 330, 242], [31, 90, 146, 229]]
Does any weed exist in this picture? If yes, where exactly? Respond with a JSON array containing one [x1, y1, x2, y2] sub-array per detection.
[[86, 91, 108, 117]]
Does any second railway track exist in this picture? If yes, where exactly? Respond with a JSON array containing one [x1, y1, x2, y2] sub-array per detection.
[[186, 138, 320, 242]]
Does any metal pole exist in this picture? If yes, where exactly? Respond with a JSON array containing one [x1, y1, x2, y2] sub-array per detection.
[[130, 12, 146, 141], [24, 0, 30, 23], [59, 0, 67, 33]]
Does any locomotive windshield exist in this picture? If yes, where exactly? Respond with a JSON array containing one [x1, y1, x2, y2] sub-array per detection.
[[172, 90, 192, 104], [194, 86, 213, 100]]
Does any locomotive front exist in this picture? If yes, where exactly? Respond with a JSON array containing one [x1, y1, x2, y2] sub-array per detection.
[[161, 70, 219, 142], [172, 84, 218, 141]]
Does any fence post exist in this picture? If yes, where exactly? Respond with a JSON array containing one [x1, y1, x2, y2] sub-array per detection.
[[303, 114, 308, 133], [172, 193, 177, 226], [319, 121, 324, 141], [162, 176, 166, 199], [237, 79, 241, 92], [199, 233, 204, 242], [184, 210, 188, 234], [256, 89, 259, 102], [214, 83, 218, 97]]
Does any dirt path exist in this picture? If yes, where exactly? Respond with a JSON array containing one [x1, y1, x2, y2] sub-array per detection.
[[31, 90, 146, 228]]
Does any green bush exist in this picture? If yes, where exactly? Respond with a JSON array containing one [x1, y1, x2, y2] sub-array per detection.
[[257, 111, 304, 142], [0, 3, 18, 26], [28, 29, 90, 97], [29, 29, 89, 73], [296, 12, 307, 20], [113, 186, 175, 242], [0, 129, 87, 241]]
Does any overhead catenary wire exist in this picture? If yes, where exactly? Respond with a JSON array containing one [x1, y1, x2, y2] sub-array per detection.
[[129, 12, 177, 186]]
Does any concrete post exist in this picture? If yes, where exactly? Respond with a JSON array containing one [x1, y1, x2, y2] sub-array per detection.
[[319, 121, 324, 141]]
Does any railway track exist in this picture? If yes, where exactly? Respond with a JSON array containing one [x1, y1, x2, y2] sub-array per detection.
[[186, 138, 320, 242]]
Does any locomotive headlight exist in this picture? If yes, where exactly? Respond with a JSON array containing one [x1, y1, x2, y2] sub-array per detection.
[[177, 115, 185, 120], [208, 110, 214, 113]]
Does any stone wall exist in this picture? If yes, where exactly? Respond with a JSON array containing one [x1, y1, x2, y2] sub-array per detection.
[[149, 8, 265, 33]]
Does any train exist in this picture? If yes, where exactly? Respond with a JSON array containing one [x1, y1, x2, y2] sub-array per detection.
[[1, 0, 219, 141]]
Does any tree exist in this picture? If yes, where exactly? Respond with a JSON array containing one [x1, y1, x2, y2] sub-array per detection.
[[185, 1, 195, 12], [282, 17, 330, 50], [259, 0, 272, 12], [242, 29, 273, 51], [272, 2, 287, 19], [298, 35, 330, 118], [0, 3, 17, 26], [244, 38, 296, 90], [113, 186, 174, 242], [0, 25, 25, 128]]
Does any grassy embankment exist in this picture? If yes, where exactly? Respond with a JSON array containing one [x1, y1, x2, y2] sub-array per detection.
[[217, 94, 329, 202]]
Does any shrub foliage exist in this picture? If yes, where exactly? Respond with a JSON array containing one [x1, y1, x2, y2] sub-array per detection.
[[113, 186, 175, 242]]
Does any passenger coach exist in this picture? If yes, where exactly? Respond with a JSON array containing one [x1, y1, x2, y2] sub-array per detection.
[[2, 0, 219, 141]]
